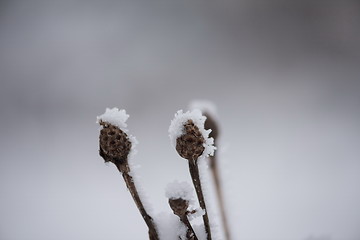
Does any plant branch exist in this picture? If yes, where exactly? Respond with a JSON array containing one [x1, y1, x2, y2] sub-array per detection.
[[116, 164, 159, 240], [180, 215, 198, 240]]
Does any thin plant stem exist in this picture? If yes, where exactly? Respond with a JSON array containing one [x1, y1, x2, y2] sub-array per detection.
[[116, 164, 159, 240], [210, 155, 231, 240], [188, 160, 212, 240], [180, 215, 198, 240]]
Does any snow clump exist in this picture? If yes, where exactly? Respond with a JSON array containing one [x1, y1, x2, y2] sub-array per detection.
[[165, 181, 194, 201], [96, 107, 129, 130]]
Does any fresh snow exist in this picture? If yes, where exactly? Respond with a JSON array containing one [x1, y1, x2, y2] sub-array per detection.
[[96, 107, 129, 130], [193, 224, 207, 240], [155, 212, 187, 240], [198, 157, 221, 240], [168, 109, 216, 160], [187, 207, 206, 221], [165, 181, 194, 201], [128, 163, 155, 215]]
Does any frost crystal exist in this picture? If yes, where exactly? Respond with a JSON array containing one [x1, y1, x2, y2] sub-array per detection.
[[168, 110, 216, 159], [165, 181, 194, 201]]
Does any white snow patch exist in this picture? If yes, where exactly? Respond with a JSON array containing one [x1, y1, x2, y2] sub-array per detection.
[[128, 163, 154, 215], [96, 107, 129, 130], [193, 224, 207, 240], [165, 181, 194, 202], [168, 109, 216, 160], [187, 207, 206, 221], [198, 157, 221, 240], [155, 212, 187, 240]]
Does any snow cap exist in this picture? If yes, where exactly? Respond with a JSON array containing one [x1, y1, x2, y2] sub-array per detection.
[[96, 107, 129, 131], [165, 181, 194, 201]]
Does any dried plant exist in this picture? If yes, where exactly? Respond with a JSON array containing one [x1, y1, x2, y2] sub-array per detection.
[[97, 109, 159, 240], [169, 110, 216, 240], [96, 106, 229, 240], [168, 198, 198, 240], [166, 180, 201, 240]]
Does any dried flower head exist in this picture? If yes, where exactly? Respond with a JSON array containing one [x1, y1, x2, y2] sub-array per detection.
[[169, 110, 216, 162], [99, 121, 132, 165], [169, 198, 189, 217], [176, 120, 205, 161]]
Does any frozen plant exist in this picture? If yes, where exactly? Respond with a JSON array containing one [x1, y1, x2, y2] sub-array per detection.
[[169, 110, 216, 240], [166, 181, 198, 240], [96, 106, 225, 240], [97, 108, 159, 240]]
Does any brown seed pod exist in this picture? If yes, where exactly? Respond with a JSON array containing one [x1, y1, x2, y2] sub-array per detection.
[[168, 198, 189, 217], [176, 120, 205, 161], [99, 121, 132, 165]]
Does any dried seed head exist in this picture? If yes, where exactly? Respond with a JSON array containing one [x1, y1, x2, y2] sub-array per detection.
[[169, 198, 189, 217], [204, 112, 219, 141], [99, 121, 132, 166], [176, 120, 205, 161]]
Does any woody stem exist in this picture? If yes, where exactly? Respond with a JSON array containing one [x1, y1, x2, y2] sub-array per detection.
[[180, 215, 198, 240], [116, 163, 159, 240]]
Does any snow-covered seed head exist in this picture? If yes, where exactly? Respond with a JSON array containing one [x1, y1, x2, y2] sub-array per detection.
[[99, 121, 132, 166], [169, 198, 189, 217], [165, 181, 194, 216], [176, 120, 205, 161]]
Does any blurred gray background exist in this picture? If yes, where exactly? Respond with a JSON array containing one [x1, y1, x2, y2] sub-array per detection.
[[1, 0, 360, 239]]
